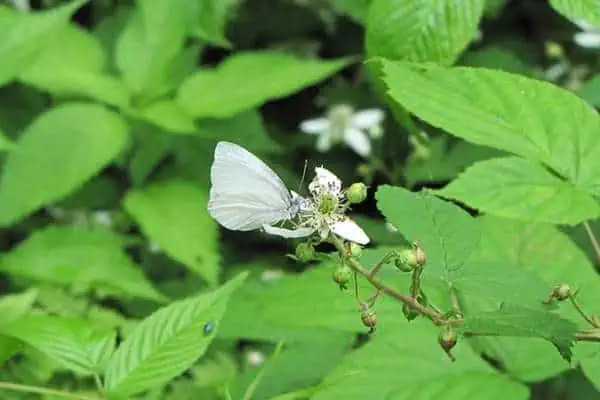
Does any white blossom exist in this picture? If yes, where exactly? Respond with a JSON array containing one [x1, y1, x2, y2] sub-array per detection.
[[300, 104, 384, 157], [245, 350, 266, 367], [262, 167, 369, 245], [573, 20, 600, 48]]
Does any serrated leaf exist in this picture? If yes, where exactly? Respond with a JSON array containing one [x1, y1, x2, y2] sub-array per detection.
[[18, 23, 129, 108], [549, 0, 600, 29], [0, 103, 129, 226], [0, 0, 87, 86], [0, 226, 165, 302], [313, 319, 528, 400], [380, 61, 600, 219], [115, 0, 188, 98], [366, 0, 485, 65], [104, 272, 247, 397], [177, 51, 351, 118], [437, 156, 600, 224], [462, 304, 578, 360], [124, 180, 220, 285], [1, 315, 115, 375], [375, 185, 479, 283]]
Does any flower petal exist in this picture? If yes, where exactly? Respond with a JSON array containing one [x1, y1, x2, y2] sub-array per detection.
[[262, 224, 315, 239], [574, 32, 600, 48], [310, 167, 342, 195], [344, 127, 372, 157], [351, 109, 384, 129], [316, 132, 332, 152], [300, 117, 330, 134], [331, 218, 370, 245]]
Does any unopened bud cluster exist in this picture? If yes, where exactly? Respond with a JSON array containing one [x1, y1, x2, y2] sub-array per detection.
[[395, 243, 426, 271], [544, 283, 572, 303], [347, 182, 368, 204]]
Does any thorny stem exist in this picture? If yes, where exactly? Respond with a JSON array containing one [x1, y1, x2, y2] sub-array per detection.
[[0, 382, 97, 400], [328, 234, 446, 325], [583, 221, 600, 266], [569, 295, 600, 328], [328, 233, 600, 343]]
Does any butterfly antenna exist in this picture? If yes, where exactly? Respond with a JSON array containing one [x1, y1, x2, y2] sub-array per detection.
[[298, 159, 309, 192]]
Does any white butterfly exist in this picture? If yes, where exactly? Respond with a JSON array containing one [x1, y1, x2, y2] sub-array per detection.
[[207, 141, 310, 233]]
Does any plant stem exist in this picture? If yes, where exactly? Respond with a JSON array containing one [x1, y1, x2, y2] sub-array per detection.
[[569, 295, 600, 328], [370, 251, 397, 277], [92, 374, 104, 396], [583, 221, 600, 265], [328, 235, 446, 325], [0, 382, 97, 400]]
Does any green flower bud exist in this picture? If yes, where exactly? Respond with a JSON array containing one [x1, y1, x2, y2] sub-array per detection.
[[356, 164, 372, 179], [438, 328, 458, 360], [349, 243, 362, 258], [333, 264, 352, 289], [395, 244, 426, 270], [361, 311, 377, 329], [553, 284, 571, 301], [347, 182, 368, 204], [545, 41, 564, 59], [402, 303, 419, 321], [295, 242, 315, 262]]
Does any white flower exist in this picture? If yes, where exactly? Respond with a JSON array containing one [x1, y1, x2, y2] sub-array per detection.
[[574, 20, 600, 48], [262, 167, 369, 245], [300, 104, 384, 157], [245, 350, 266, 367]]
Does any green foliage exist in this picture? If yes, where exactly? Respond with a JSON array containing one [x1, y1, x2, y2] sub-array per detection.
[[104, 272, 246, 397], [549, 0, 600, 27], [366, 0, 485, 64]]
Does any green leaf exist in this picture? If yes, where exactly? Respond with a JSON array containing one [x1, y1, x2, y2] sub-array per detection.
[[314, 319, 528, 400], [437, 156, 600, 224], [0, 127, 15, 151], [177, 51, 351, 118], [331, 0, 372, 24], [184, 0, 238, 46], [1, 315, 115, 375], [549, 0, 600, 29], [576, 344, 600, 391], [0, 289, 38, 325], [375, 185, 479, 283], [124, 180, 220, 285], [129, 100, 197, 134], [366, 0, 485, 64], [0, 0, 87, 86], [0, 226, 165, 302], [577, 74, 600, 106], [115, 0, 188, 98], [18, 24, 129, 108], [462, 304, 578, 360], [0, 103, 129, 226], [104, 272, 247, 397], [380, 61, 600, 208]]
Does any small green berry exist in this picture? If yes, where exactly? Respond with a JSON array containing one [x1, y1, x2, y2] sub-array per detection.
[[349, 243, 362, 258], [347, 182, 368, 204], [553, 284, 571, 301], [295, 242, 315, 262], [333, 264, 352, 289]]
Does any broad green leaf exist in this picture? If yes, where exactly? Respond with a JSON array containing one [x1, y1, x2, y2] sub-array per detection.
[[375, 185, 479, 284], [0, 103, 129, 226], [314, 319, 528, 400], [437, 156, 600, 224], [19, 24, 129, 108], [0, 226, 165, 302], [124, 180, 220, 285], [183, 0, 238, 46], [462, 304, 578, 359], [177, 51, 351, 118], [366, 0, 485, 64], [0, 289, 38, 364], [549, 0, 600, 28], [129, 100, 197, 134], [1, 315, 115, 375], [576, 344, 600, 391], [104, 272, 247, 397], [0, 0, 87, 86], [380, 61, 600, 202], [115, 0, 188, 98], [577, 74, 600, 106]]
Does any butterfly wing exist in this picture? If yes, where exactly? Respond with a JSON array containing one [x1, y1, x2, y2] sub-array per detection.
[[208, 142, 295, 231]]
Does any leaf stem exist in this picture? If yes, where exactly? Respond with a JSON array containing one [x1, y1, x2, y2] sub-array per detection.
[[569, 295, 600, 328], [328, 234, 445, 325], [0, 381, 97, 400], [369, 250, 398, 277], [582, 221, 600, 265]]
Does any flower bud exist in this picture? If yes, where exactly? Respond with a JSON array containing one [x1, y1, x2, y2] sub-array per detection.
[[361, 311, 377, 329], [402, 303, 419, 321], [396, 244, 426, 270], [333, 264, 352, 289], [438, 328, 458, 361], [349, 243, 362, 258], [347, 183, 368, 204], [552, 284, 571, 301], [545, 41, 564, 59], [356, 164, 372, 179], [295, 242, 315, 262]]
